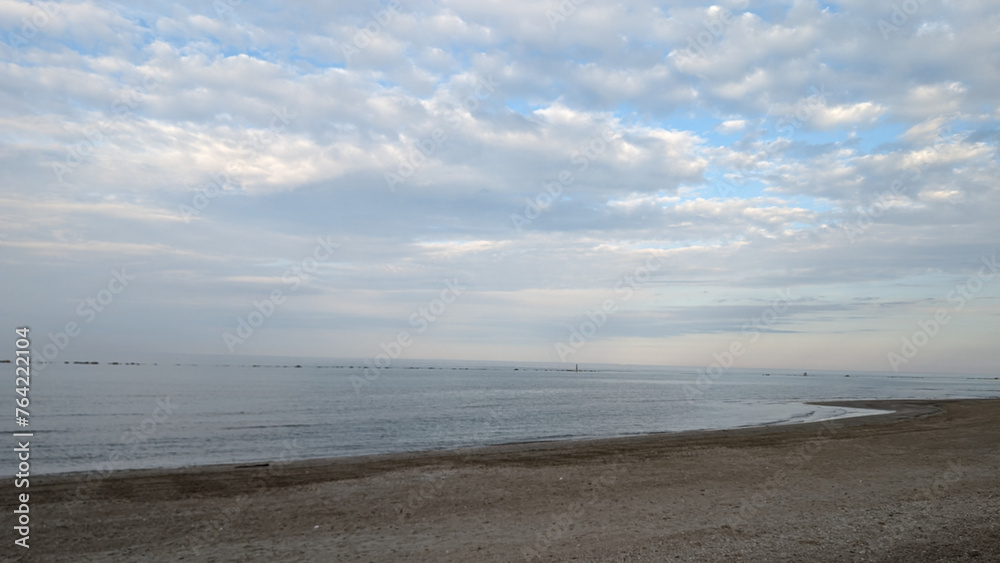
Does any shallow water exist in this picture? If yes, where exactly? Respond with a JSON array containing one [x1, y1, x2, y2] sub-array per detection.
[[15, 359, 999, 475]]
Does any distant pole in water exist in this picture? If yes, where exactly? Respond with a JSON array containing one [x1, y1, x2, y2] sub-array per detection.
[[575, 364, 579, 372]]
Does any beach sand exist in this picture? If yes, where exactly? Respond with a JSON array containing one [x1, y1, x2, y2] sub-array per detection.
[[6, 399, 999, 561]]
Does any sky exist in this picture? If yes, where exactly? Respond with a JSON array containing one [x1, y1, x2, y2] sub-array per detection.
[[1, 0, 999, 375]]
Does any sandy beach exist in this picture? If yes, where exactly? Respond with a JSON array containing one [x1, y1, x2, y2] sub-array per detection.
[[6, 398, 999, 562]]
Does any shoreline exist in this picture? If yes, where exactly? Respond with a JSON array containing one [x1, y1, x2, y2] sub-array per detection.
[[34, 398, 932, 481], [8, 398, 999, 561]]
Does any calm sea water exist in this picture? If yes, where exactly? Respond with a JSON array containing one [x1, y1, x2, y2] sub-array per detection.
[[11, 359, 998, 475]]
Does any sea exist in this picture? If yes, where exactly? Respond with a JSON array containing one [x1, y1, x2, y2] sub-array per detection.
[[11, 358, 999, 475]]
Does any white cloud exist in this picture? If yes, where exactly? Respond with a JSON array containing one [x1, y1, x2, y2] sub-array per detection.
[[716, 119, 746, 134], [809, 101, 885, 129], [896, 82, 967, 120]]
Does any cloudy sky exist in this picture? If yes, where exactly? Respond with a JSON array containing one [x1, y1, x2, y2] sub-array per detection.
[[2, 0, 998, 374]]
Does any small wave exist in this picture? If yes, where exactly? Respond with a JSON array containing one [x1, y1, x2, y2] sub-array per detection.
[[219, 423, 315, 430]]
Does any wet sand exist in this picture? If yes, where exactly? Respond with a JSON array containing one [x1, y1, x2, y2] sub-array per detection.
[[5, 398, 999, 561]]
